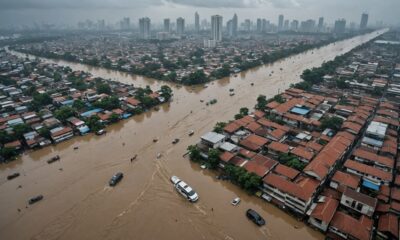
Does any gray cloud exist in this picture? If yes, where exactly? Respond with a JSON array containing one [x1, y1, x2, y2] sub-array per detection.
[[0, 0, 163, 9]]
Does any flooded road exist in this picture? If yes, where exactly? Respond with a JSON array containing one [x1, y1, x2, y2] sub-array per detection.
[[0, 30, 386, 240]]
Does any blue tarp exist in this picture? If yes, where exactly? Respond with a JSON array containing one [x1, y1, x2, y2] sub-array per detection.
[[80, 108, 103, 118], [122, 113, 132, 119], [362, 179, 379, 191], [290, 107, 310, 115], [61, 99, 74, 106]]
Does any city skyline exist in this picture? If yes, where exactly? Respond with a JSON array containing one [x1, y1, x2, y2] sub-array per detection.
[[0, 0, 399, 28]]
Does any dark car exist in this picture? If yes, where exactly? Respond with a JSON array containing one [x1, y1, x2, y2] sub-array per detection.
[[109, 172, 123, 186], [28, 195, 44, 205], [246, 209, 265, 226]]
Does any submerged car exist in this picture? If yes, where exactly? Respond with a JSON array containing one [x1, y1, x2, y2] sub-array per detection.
[[170, 176, 199, 202], [246, 209, 265, 226], [231, 197, 241, 206], [29, 195, 43, 205], [109, 172, 123, 186], [96, 129, 106, 135]]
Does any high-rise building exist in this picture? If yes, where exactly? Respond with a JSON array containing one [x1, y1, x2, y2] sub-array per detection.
[[360, 13, 368, 30], [244, 19, 251, 31], [232, 13, 238, 37], [164, 18, 170, 32], [284, 20, 289, 30], [262, 19, 268, 32], [334, 19, 346, 34], [176, 17, 185, 35], [139, 17, 151, 39], [290, 20, 299, 31], [227, 20, 233, 37], [120, 17, 130, 30], [318, 17, 324, 31], [256, 18, 262, 32], [98, 19, 105, 31], [278, 14, 284, 31], [211, 15, 223, 42], [195, 12, 200, 33]]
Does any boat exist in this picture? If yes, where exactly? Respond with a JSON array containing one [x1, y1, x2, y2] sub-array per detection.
[[188, 130, 194, 136], [157, 153, 162, 159], [200, 164, 207, 169], [250, 83, 254, 86], [170, 176, 199, 202], [231, 197, 241, 206], [7, 172, 20, 180], [96, 129, 106, 135], [229, 88, 234, 92], [109, 172, 123, 186], [229, 93, 235, 96], [153, 138, 158, 143], [47, 155, 60, 164], [172, 138, 180, 144], [28, 195, 43, 205]]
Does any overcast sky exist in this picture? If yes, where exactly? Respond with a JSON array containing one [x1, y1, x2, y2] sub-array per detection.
[[0, 0, 399, 28]]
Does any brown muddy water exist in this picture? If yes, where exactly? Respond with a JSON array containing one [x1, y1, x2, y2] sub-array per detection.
[[1, 30, 386, 240]]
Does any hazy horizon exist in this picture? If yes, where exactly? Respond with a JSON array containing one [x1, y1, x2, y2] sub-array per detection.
[[0, 0, 399, 29]]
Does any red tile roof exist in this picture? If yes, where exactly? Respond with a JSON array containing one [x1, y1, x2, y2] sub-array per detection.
[[310, 196, 339, 224], [330, 212, 372, 240], [291, 146, 314, 161], [353, 148, 394, 169], [268, 141, 290, 154], [273, 164, 300, 180], [331, 170, 360, 191], [378, 213, 399, 239], [344, 160, 392, 182]]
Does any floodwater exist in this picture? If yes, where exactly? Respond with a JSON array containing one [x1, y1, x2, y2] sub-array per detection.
[[1, 30, 386, 240]]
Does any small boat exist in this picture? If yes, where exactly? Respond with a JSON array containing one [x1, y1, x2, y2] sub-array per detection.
[[188, 130, 194, 136], [172, 138, 180, 144], [153, 138, 158, 143], [7, 172, 20, 180], [47, 155, 60, 164], [132, 154, 137, 160], [229, 93, 235, 96], [157, 153, 162, 159], [200, 164, 207, 169], [28, 195, 43, 205], [96, 129, 106, 135], [229, 88, 234, 92], [250, 83, 254, 86], [73, 146, 79, 150], [200, 100, 204, 103], [231, 197, 241, 206]]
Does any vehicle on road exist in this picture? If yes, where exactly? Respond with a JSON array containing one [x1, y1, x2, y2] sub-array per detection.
[[170, 176, 199, 202], [246, 209, 265, 226], [231, 197, 241, 206], [28, 195, 43, 204], [109, 172, 123, 186]]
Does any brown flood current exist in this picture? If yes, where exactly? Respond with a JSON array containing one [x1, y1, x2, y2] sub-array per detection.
[[0, 30, 387, 240]]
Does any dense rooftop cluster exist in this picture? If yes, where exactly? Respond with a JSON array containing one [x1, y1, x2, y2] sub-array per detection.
[[190, 31, 400, 239], [12, 33, 336, 85], [0, 49, 172, 162]]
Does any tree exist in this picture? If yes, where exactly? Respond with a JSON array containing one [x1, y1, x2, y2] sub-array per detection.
[[187, 145, 201, 161], [93, 96, 120, 110], [273, 94, 285, 103], [85, 115, 102, 132], [0, 130, 16, 144], [256, 95, 267, 110], [96, 83, 112, 95], [213, 122, 226, 133], [320, 116, 343, 131], [32, 92, 53, 108], [109, 113, 120, 123], [160, 85, 173, 101], [54, 106, 75, 122], [239, 107, 249, 116], [13, 124, 32, 139], [72, 99, 86, 111], [38, 127, 51, 139], [208, 148, 221, 169], [0, 147, 18, 161]]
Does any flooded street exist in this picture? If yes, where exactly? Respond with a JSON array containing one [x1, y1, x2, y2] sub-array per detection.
[[0, 30, 386, 240]]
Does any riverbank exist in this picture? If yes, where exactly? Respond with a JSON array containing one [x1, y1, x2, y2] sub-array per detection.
[[10, 30, 374, 85], [0, 29, 386, 240]]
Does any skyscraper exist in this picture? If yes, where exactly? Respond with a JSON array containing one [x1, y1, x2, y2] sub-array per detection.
[[284, 20, 289, 30], [318, 17, 324, 31], [244, 19, 251, 32], [360, 13, 368, 30], [257, 19, 262, 32], [290, 20, 299, 31], [278, 14, 284, 31], [164, 18, 170, 32], [227, 20, 234, 37], [139, 17, 151, 39], [334, 19, 346, 34], [120, 17, 130, 30], [232, 13, 238, 37], [176, 17, 185, 35], [195, 12, 200, 33], [211, 15, 223, 42]]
